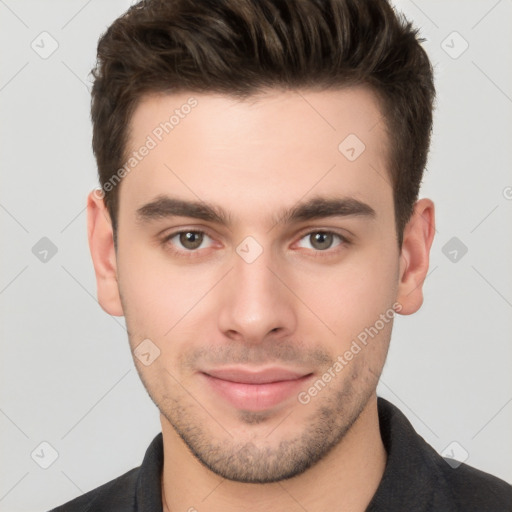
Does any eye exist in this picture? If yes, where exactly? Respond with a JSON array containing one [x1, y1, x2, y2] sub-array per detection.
[[166, 230, 213, 251], [296, 231, 345, 251]]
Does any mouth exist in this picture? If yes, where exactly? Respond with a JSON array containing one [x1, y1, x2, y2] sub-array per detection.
[[200, 367, 314, 411]]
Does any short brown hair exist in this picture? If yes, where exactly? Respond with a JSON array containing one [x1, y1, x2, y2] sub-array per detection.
[[91, 0, 435, 246]]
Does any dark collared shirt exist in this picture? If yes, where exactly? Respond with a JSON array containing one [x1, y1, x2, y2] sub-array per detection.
[[49, 398, 512, 511]]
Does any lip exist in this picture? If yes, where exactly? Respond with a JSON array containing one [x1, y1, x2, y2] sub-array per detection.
[[201, 367, 313, 411]]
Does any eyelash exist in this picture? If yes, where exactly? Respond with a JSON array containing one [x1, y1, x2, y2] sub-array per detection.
[[161, 229, 350, 259]]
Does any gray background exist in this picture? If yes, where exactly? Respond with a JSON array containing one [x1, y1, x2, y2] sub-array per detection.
[[1, 1, 511, 510]]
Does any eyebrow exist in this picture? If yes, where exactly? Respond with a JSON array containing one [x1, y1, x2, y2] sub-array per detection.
[[135, 195, 376, 226]]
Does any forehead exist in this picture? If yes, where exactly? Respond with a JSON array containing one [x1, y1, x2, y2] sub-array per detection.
[[121, 87, 392, 220], [128, 87, 387, 151]]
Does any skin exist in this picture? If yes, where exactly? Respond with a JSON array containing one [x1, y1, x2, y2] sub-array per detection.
[[88, 87, 435, 512]]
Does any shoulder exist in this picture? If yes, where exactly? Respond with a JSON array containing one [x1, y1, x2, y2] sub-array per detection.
[[410, 423, 512, 510], [372, 398, 512, 511], [48, 467, 139, 512], [48, 432, 163, 512], [437, 458, 512, 510]]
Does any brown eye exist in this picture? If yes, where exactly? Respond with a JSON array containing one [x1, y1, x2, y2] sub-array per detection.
[[163, 230, 215, 257], [178, 231, 204, 250], [309, 232, 334, 250], [296, 231, 346, 252]]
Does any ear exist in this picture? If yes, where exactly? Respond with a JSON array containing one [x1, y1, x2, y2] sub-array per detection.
[[396, 198, 435, 315], [87, 190, 124, 316]]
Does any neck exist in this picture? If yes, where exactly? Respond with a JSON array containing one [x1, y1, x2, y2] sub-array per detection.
[[161, 394, 386, 512]]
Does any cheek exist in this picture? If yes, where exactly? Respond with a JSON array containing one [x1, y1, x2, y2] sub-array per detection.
[[117, 243, 223, 339], [299, 250, 399, 336], [117, 245, 177, 334]]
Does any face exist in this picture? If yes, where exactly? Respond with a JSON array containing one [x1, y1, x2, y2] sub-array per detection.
[[96, 88, 412, 482]]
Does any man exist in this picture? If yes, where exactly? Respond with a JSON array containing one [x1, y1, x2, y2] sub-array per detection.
[[50, 0, 512, 510]]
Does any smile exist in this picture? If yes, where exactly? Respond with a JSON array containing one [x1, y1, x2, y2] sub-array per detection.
[[200, 367, 314, 412]]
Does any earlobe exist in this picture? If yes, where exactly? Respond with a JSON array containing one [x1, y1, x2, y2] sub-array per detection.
[[396, 198, 435, 315], [87, 190, 124, 317]]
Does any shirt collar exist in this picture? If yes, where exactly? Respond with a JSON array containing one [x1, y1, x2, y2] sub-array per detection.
[[366, 397, 443, 511], [135, 430, 164, 512]]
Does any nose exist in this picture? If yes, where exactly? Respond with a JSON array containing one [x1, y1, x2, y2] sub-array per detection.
[[216, 247, 298, 344]]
